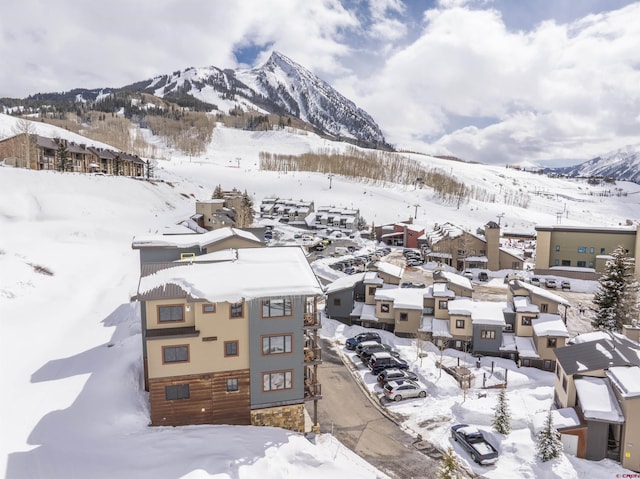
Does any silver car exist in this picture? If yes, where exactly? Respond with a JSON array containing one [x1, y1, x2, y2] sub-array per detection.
[[383, 379, 427, 401]]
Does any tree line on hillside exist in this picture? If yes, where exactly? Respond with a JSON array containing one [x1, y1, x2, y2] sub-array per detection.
[[258, 147, 534, 209]]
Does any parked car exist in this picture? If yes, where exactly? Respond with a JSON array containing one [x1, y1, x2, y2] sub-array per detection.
[[359, 344, 401, 363], [463, 271, 474, 280], [450, 424, 499, 465], [383, 379, 427, 402], [406, 259, 423, 267], [561, 280, 571, 290], [530, 277, 540, 286], [368, 352, 409, 374], [478, 271, 489, 282], [345, 332, 382, 350], [355, 340, 385, 356], [377, 368, 419, 385], [545, 278, 557, 289]]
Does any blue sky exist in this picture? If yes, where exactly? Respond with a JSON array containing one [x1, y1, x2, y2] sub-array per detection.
[[1, 0, 639, 165]]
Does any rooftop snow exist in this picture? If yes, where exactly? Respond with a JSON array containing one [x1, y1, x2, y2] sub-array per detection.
[[574, 377, 625, 423], [325, 272, 366, 294], [373, 261, 403, 278], [606, 366, 640, 398], [512, 280, 570, 306], [448, 299, 507, 325], [515, 336, 539, 358], [132, 227, 260, 249], [532, 314, 569, 337], [513, 296, 539, 313], [375, 288, 428, 309], [438, 270, 473, 290], [138, 247, 322, 302]]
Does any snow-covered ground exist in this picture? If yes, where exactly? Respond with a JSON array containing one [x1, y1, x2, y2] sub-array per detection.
[[1, 116, 639, 478]]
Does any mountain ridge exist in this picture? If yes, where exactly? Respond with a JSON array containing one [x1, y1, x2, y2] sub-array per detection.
[[548, 144, 640, 184]]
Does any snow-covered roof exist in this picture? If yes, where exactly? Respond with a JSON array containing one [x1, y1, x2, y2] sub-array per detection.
[[161, 223, 199, 235], [437, 270, 473, 290], [532, 314, 569, 337], [465, 255, 488, 262], [374, 288, 426, 310], [432, 318, 452, 338], [363, 271, 384, 285], [325, 272, 366, 294], [511, 280, 570, 307], [448, 299, 507, 325], [132, 227, 261, 249], [360, 303, 378, 321], [351, 301, 364, 317], [500, 332, 517, 352], [532, 408, 582, 433], [137, 247, 323, 302], [555, 335, 640, 375], [574, 377, 625, 423], [513, 296, 539, 313], [432, 282, 455, 298], [515, 336, 539, 358], [373, 261, 403, 278], [606, 366, 640, 398]]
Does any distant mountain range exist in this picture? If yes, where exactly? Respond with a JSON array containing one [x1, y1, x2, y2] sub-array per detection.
[[548, 145, 640, 184], [0, 52, 389, 150]]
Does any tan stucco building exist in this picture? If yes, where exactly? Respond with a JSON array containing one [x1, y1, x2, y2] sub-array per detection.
[[535, 224, 640, 280]]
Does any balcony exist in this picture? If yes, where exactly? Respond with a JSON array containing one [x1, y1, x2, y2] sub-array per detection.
[[304, 382, 322, 400], [303, 312, 321, 329], [304, 346, 322, 364]]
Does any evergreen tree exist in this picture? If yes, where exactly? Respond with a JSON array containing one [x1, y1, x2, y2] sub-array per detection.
[[492, 389, 512, 434], [56, 141, 69, 172], [437, 446, 461, 479], [536, 410, 563, 462], [592, 245, 640, 332], [145, 159, 154, 179], [211, 184, 224, 199], [239, 189, 254, 228]]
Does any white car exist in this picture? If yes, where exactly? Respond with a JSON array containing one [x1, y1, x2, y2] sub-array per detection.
[[545, 279, 557, 288], [383, 379, 427, 401]]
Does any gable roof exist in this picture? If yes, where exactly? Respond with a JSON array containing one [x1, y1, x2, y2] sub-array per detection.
[[554, 335, 640, 375], [574, 377, 625, 423], [532, 314, 569, 337], [510, 279, 570, 307]]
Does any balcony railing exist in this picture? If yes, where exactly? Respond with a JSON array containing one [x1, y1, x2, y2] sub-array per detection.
[[303, 312, 321, 328], [304, 346, 322, 364], [304, 382, 322, 400]]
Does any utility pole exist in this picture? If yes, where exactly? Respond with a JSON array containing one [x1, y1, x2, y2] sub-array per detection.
[[413, 203, 420, 218], [497, 213, 505, 226], [328, 173, 334, 189]]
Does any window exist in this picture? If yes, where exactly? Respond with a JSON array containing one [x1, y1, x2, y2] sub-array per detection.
[[543, 360, 552, 370], [577, 246, 587, 253], [262, 335, 292, 355], [263, 370, 293, 391], [554, 259, 560, 266], [577, 261, 586, 268], [456, 319, 465, 329], [561, 260, 571, 266], [590, 247, 595, 254], [399, 312, 408, 322], [481, 330, 496, 340], [162, 345, 189, 363], [540, 304, 548, 313], [555, 365, 560, 378], [547, 338, 557, 348], [368, 286, 377, 296], [202, 303, 215, 314], [226, 378, 239, 392], [512, 261, 520, 269], [555, 245, 560, 252], [521, 316, 532, 326], [224, 341, 239, 357], [522, 359, 531, 367], [562, 375, 567, 392], [180, 252, 196, 259], [479, 249, 486, 255], [158, 305, 184, 323], [333, 298, 341, 306], [589, 261, 594, 268], [380, 303, 390, 313], [600, 248, 606, 254], [439, 300, 448, 309], [230, 302, 244, 318], [165, 384, 190, 400], [262, 298, 292, 318], [455, 340, 462, 349]]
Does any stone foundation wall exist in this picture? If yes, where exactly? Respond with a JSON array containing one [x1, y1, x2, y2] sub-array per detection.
[[251, 404, 305, 432]]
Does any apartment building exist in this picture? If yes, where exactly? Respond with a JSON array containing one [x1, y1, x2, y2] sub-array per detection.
[[133, 246, 323, 431]]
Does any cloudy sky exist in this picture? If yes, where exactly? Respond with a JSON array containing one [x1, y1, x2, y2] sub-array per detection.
[[2, 0, 639, 165]]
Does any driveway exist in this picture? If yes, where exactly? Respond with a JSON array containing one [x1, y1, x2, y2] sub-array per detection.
[[315, 338, 469, 479]]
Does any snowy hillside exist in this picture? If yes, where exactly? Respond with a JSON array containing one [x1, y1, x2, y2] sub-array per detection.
[[2, 119, 640, 478], [551, 144, 640, 184]]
